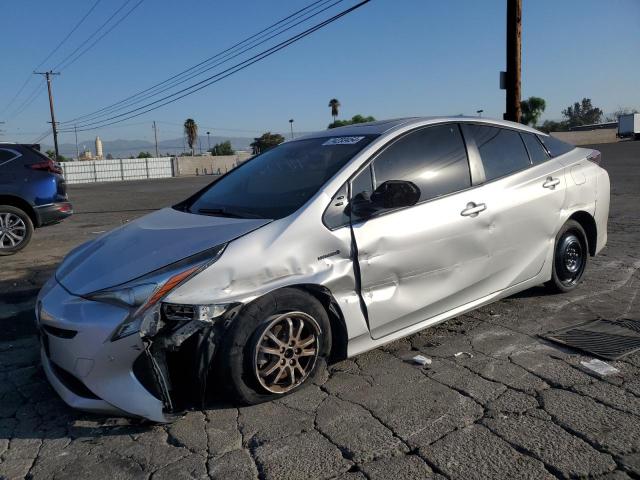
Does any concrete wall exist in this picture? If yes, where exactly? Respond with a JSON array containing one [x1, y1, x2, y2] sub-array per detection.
[[551, 128, 618, 146], [173, 153, 252, 176]]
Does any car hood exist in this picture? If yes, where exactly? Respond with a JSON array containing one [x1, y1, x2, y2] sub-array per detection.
[[56, 207, 271, 295]]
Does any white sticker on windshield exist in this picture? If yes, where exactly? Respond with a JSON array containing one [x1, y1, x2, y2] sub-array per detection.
[[322, 136, 365, 146]]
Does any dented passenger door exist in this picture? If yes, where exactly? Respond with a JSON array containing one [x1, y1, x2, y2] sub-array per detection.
[[350, 124, 493, 340]]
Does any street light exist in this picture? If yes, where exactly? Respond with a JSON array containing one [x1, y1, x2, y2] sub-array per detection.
[[206, 131, 211, 153], [476, 109, 484, 117], [289, 119, 294, 139]]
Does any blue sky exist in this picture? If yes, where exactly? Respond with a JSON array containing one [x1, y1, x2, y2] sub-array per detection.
[[2, 0, 639, 145]]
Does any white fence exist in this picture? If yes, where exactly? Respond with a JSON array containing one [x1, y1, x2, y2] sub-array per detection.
[[60, 157, 174, 184]]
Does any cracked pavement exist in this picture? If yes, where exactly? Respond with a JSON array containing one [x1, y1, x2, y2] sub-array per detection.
[[1, 142, 640, 479]]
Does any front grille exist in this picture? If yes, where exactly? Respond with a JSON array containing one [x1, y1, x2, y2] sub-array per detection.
[[50, 361, 100, 399], [43, 324, 77, 339]]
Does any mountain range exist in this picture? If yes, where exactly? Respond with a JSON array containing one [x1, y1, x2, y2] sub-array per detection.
[[41, 135, 256, 159]]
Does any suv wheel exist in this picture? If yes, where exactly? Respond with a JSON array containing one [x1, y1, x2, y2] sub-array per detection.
[[0, 205, 33, 256], [219, 288, 331, 405], [546, 219, 588, 293]]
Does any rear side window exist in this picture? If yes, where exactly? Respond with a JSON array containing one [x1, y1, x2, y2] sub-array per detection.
[[468, 125, 530, 181], [537, 134, 575, 157], [369, 124, 471, 202], [0, 148, 20, 166], [521, 133, 549, 165]]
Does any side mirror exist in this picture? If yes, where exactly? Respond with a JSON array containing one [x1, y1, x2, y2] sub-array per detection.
[[371, 180, 421, 209], [351, 180, 420, 218]]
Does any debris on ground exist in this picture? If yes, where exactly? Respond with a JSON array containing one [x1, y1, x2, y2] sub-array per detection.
[[411, 354, 432, 366], [580, 358, 620, 376], [454, 351, 474, 358]]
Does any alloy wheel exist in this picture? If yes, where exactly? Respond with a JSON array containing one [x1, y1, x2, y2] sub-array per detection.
[[253, 312, 320, 394], [0, 212, 27, 250]]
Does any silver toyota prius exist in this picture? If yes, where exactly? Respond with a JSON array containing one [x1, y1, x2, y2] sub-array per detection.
[[36, 117, 610, 421]]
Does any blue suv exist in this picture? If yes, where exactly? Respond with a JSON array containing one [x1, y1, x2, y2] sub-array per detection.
[[0, 143, 73, 255]]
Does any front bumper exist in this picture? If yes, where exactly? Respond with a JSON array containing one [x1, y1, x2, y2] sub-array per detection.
[[35, 201, 73, 227], [37, 277, 169, 422]]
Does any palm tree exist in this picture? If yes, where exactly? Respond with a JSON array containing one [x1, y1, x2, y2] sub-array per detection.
[[183, 118, 198, 155], [328, 98, 340, 123]]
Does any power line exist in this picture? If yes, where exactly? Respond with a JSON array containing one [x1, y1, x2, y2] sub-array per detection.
[[52, 0, 143, 71], [5, 84, 44, 121], [61, 1, 371, 133], [41, 0, 104, 68], [59, 0, 336, 125], [0, 0, 102, 116]]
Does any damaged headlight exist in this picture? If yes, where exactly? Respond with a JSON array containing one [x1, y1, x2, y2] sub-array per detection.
[[84, 244, 227, 341]]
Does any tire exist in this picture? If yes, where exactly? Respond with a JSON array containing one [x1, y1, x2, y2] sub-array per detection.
[[0, 205, 34, 256], [218, 288, 332, 405], [546, 220, 588, 293]]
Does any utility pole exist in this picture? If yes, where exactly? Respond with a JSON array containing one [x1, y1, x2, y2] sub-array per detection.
[[504, 0, 522, 123], [152, 121, 159, 158], [74, 125, 79, 160], [34, 71, 61, 159], [289, 119, 294, 139], [206, 131, 211, 152]]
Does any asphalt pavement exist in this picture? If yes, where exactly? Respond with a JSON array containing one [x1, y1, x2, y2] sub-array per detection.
[[1, 142, 640, 479]]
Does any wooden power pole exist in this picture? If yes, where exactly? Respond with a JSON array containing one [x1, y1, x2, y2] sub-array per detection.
[[34, 71, 61, 158], [505, 0, 522, 123], [152, 121, 159, 158]]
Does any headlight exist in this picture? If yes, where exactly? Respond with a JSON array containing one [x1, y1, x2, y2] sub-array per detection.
[[84, 244, 226, 341]]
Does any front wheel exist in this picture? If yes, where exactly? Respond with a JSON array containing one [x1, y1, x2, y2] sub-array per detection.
[[546, 220, 588, 293], [0, 206, 34, 256], [219, 288, 331, 405]]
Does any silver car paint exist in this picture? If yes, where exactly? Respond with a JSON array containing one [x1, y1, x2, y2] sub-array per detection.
[[37, 117, 610, 421], [56, 207, 271, 295]]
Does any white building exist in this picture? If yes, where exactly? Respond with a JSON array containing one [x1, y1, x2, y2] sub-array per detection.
[[95, 136, 104, 160]]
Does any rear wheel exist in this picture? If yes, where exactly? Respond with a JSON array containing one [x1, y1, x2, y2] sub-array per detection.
[[546, 220, 588, 293], [220, 288, 331, 404], [0, 205, 33, 256]]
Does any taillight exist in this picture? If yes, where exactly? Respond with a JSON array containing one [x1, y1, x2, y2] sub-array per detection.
[[29, 159, 63, 174], [586, 150, 601, 165]]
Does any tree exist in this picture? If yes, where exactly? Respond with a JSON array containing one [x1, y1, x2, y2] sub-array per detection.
[[328, 114, 376, 129], [209, 140, 235, 156], [605, 107, 639, 122], [328, 98, 341, 123], [137, 151, 153, 158], [561, 98, 603, 128], [45, 149, 69, 161], [250, 132, 285, 155], [183, 118, 198, 155], [106, 153, 114, 160], [520, 96, 546, 126]]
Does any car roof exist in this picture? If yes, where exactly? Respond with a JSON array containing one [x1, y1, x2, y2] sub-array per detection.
[[294, 116, 544, 140]]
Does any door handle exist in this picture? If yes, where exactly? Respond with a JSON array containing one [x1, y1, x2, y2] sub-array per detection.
[[543, 177, 560, 189], [460, 202, 486, 217]]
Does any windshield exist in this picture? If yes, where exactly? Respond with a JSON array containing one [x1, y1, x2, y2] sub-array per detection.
[[183, 135, 377, 219]]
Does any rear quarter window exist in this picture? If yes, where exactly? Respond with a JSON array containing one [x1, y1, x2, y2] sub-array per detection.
[[520, 133, 550, 165], [537, 134, 575, 157]]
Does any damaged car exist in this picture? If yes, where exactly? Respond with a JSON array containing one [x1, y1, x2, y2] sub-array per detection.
[[36, 117, 610, 422]]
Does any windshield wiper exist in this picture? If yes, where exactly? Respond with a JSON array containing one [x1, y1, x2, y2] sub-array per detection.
[[196, 207, 261, 219]]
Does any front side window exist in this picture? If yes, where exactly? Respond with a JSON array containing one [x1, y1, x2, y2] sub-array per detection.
[[468, 125, 530, 181], [365, 124, 471, 202], [521, 133, 550, 165], [185, 135, 377, 219]]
